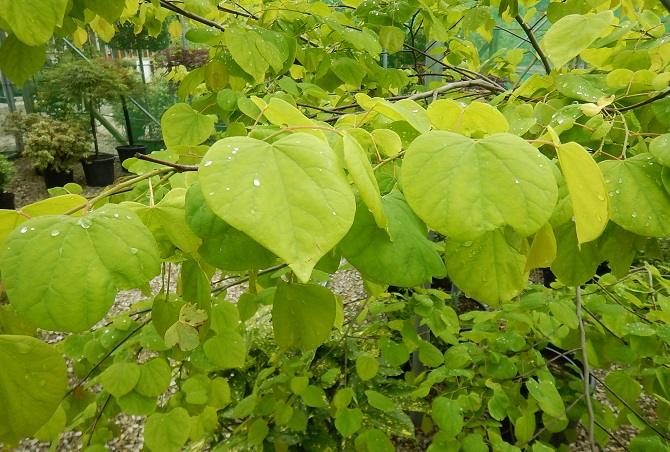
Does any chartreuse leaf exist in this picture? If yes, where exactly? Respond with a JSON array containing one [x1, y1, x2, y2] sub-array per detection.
[[556, 141, 609, 244], [0, 205, 160, 332], [365, 390, 395, 412], [136, 358, 172, 397], [0, 0, 68, 46], [551, 222, 601, 286], [340, 191, 445, 287], [541, 11, 614, 68], [145, 407, 191, 452], [21, 194, 88, 217], [203, 329, 246, 369], [0, 35, 46, 87], [649, 134, 670, 167], [426, 99, 509, 137], [87, 0, 125, 23], [100, 363, 141, 397], [0, 335, 67, 445], [125, 188, 202, 257], [161, 103, 216, 149], [403, 131, 557, 242], [526, 378, 566, 419], [525, 223, 557, 271], [356, 354, 379, 380], [371, 129, 402, 157], [445, 228, 528, 305], [272, 281, 336, 351], [335, 408, 363, 437], [379, 26, 405, 53], [225, 26, 268, 82], [0, 211, 26, 246], [262, 97, 326, 141], [341, 133, 387, 229], [600, 154, 670, 237], [199, 134, 355, 282], [372, 99, 431, 133], [185, 183, 276, 270], [432, 398, 464, 437]]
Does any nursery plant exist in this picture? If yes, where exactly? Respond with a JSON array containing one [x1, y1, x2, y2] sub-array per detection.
[[0, 154, 16, 209], [3, 0, 670, 451], [3, 113, 91, 188], [36, 59, 139, 185]]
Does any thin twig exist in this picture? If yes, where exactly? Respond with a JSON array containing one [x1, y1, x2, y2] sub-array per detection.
[[515, 14, 551, 74], [135, 153, 199, 172], [159, 1, 226, 32], [519, 395, 585, 446], [608, 87, 670, 113], [591, 373, 670, 440], [576, 286, 596, 451], [67, 319, 150, 396], [211, 264, 288, 295], [85, 394, 112, 447]]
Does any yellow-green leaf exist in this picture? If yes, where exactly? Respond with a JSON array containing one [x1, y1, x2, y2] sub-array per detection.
[[556, 141, 609, 244]]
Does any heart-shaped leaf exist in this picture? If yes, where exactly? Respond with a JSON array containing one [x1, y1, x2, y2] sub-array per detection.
[[340, 190, 446, 287], [0, 335, 67, 445], [144, 408, 191, 452], [403, 131, 558, 242], [600, 154, 670, 237], [272, 281, 336, 351], [0, 205, 160, 332], [161, 103, 215, 149], [445, 228, 528, 305], [185, 183, 276, 271], [199, 134, 355, 281]]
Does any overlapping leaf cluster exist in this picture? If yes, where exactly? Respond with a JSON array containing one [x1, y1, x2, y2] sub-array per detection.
[[3, 0, 670, 450]]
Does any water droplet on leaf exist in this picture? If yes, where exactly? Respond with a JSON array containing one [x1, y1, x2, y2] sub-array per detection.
[[204, 161, 212, 167], [51, 230, 60, 237], [253, 179, 261, 186]]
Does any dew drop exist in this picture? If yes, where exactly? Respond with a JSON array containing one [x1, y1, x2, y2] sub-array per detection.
[[515, 179, 520, 184], [126, 216, 132, 220], [226, 187, 231, 191], [253, 179, 261, 186], [130, 248, 138, 255], [20, 227, 28, 234], [204, 160, 212, 167], [632, 212, 638, 218], [596, 194, 605, 201], [114, 213, 119, 218], [615, 189, 620, 194], [209, 192, 215, 196], [250, 209, 256, 215], [227, 156, 232, 160], [332, 211, 337, 215], [37, 380, 47, 387], [605, 179, 610, 184], [78, 218, 92, 229], [232, 148, 239, 154], [51, 230, 60, 237], [571, 216, 575, 222], [618, 178, 623, 184], [596, 214, 603, 222], [30, 228, 34, 231], [608, 191, 614, 197]]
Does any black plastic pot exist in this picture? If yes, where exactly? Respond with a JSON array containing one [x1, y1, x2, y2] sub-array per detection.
[[43, 167, 74, 189], [116, 144, 147, 172], [0, 191, 15, 209], [82, 154, 116, 187]]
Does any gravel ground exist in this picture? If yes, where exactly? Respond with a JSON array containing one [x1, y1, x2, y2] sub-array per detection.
[[2, 126, 662, 451]]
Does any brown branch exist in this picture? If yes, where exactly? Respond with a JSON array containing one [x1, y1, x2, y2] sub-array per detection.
[[608, 88, 670, 113], [217, 4, 258, 19], [515, 14, 551, 74], [135, 153, 199, 172], [159, 1, 226, 32]]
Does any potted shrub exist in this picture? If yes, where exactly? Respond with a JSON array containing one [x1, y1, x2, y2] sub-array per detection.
[[13, 114, 91, 189], [0, 154, 17, 209], [36, 59, 139, 186]]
